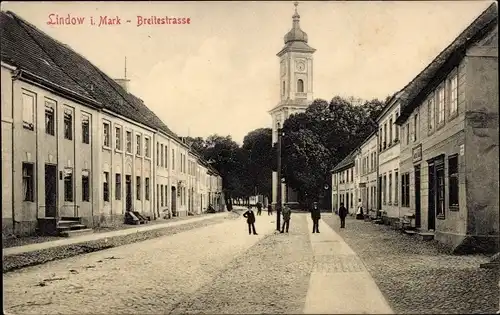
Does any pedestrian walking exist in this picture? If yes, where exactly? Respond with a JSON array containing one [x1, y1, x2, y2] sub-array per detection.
[[243, 206, 258, 235], [256, 202, 262, 216], [268, 203, 273, 216], [281, 205, 291, 233], [311, 202, 321, 233], [356, 198, 364, 220], [338, 202, 348, 228]]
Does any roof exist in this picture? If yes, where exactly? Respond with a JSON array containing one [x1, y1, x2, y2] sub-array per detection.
[[331, 149, 358, 173], [395, 3, 498, 125], [1, 10, 221, 178]]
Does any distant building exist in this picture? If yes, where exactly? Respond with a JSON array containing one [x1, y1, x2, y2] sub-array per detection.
[[331, 150, 358, 213], [395, 3, 498, 253], [357, 131, 379, 217], [1, 11, 223, 237], [269, 2, 316, 208]]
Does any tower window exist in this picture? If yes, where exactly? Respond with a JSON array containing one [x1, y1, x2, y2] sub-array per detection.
[[282, 81, 285, 96], [297, 79, 304, 93]]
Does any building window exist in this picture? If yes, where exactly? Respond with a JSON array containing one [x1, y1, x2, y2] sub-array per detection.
[[436, 161, 445, 216], [82, 170, 90, 202], [115, 126, 122, 150], [22, 91, 35, 130], [145, 177, 150, 201], [437, 85, 445, 125], [405, 123, 410, 145], [161, 144, 165, 167], [103, 122, 110, 147], [115, 174, 121, 200], [297, 79, 304, 93], [382, 174, 387, 205], [389, 118, 393, 144], [428, 95, 435, 132], [64, 168, 73, 202], [136, 135, 142, 155], [449, 73, 458, 116], [156, 142, 160, 166], [388, 171, 392, 204], [145, 138, 151, 158], [82, 115, 90, 144], [413, 113, 418, 142], [126, 131, 132, 153], [394, 115, 399, 141], [282, 81, 285, 96], [350, 168, 353, 182], [448, 155, 459, 208], [45, 101, 55, 136], [136, 176, 141, 200], [401, 173, 410, 207], [22, 163, 35, 201], [383, 124, 387, 149], [64, 109, 73, 140], [164, 146, 168, 168], [103, 172, 110, 202], [394, 170, 399, 205], [160, 185, 164, 206], [172, 149, 175, 170]]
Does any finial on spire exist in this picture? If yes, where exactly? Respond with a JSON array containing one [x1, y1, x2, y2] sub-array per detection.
[[292, 1, 300, 21]]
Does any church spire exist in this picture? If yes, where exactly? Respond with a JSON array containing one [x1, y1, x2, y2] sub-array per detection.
[[284, 1, 308, 44]]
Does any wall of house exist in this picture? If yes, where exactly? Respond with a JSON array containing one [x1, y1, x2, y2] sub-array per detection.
[[155, 133, 171, 218], [359, 135, 378, 213], [1, 66, 14, 235], [463, 36, 499, 252], [378, 103, 401, 221]]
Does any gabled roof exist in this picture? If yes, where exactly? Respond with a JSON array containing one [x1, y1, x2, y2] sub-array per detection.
[[331, 149, 358, 173], [1, 10, 221, 177], [395, 3, 498, 125]]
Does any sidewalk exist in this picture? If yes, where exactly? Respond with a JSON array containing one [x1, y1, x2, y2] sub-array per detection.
[[3, 211, 231, 257], [303, 215, 393, 314]]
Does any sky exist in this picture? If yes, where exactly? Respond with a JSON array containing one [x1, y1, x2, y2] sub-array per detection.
[[1, 1, 494, 144]]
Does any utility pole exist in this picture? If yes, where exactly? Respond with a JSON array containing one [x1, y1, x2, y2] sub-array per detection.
[[276, 124, 282, 231]]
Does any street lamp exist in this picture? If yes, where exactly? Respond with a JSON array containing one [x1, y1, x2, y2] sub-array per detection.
[[276, 122, 283, 231]]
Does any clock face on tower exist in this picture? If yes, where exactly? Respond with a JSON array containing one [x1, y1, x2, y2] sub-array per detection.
[[296, 61, 306, 72]]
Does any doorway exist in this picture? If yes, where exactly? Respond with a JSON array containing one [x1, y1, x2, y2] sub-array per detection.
[[414, 165, 421, 228], [427, 163, 436, 230], [45, 164, 58, 217], [377, 176, 382, 211], [171, 187, 177, 214], [126, 175, 132, 211]]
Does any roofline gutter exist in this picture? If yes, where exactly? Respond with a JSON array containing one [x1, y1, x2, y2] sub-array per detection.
[[101, 108, 157, 133], [1, 61, 17, 71], [13, 67, 102, 109]]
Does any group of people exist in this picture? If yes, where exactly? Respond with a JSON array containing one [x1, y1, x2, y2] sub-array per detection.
[[243, 201, 355, 234]]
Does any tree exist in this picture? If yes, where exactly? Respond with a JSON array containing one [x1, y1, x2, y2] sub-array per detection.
[[242, 128, 273, 200], [184, 136, 206, 154], [281, 96, 385, 206]]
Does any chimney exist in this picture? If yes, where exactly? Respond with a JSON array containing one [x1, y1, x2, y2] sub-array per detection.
[[115, 56, 130, 92], [115, 78, 130, 92]]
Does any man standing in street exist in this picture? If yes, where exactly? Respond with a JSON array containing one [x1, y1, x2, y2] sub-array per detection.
[[256, 202, 262, 216], [338, 202, 348, 228], [243, 206, 258, 235], [311, 202, 321, 233], [267, 203, 273, 216], [281, 205, 291, 233]]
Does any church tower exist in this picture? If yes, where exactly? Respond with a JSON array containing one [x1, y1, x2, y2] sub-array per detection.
[[269, 1, 316, 207]]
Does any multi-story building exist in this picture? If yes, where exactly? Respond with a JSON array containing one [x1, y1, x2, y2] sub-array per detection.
[[357, 131, 379, 217], [376, 92, 403, 225], [331, 150, 358, 213], [395, 3, 498, 253], [1, 11, 223, 237], [270, 2, 315, 208]]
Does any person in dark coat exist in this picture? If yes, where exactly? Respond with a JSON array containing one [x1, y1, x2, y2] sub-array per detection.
[[267, 203, 273, 216], [256, 202, 262, 216], [280, 205, 291, 233], [243, 206, 258, 235], [311, 202, 321, 233], [338, 202, 348, 228]]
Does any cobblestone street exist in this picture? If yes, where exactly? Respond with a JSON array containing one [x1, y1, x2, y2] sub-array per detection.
[[3, 212, 497, 314]]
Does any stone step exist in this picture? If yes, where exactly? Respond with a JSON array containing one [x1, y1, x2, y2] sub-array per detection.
[[418, 232, 435, 241], [57, 220, 80, 227], [59, 228, 94, 238], [403, 230, 417, 235]]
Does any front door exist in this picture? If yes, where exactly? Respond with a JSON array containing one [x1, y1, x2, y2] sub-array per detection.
[[427, 163, 436, 230], [171, 187, 177, 213], [414, 165, 421, 228], [45, 164, 58, 217], [377, 176, 382, 211], [126, 175, 132, 211]]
